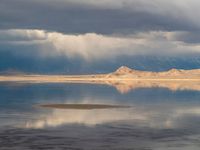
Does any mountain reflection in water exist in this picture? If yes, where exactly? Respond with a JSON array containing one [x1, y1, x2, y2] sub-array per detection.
[[77, 80, 200, 94], [2, 80, 200, 94]]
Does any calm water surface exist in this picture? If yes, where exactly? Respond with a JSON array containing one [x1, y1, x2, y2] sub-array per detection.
[[0, 83, 200, 150]]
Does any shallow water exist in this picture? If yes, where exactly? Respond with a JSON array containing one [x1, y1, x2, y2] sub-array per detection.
[[0, 83, 200, 150]]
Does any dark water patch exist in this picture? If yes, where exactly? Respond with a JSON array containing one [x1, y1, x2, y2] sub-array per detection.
[[39, 104, 131, 110], [0, 125, 200, 150]]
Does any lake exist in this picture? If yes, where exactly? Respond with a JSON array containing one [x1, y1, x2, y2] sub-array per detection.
[[0, 82, 200, 150]]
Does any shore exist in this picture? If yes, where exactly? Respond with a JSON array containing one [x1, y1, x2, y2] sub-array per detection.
[[1, 74, 200, 93], [1, 74, 200, 83]]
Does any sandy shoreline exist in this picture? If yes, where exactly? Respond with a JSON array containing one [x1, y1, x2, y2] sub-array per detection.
[[1, 75, 200, 83], [1, 72, 200, 93], [1, 66, 200, 83]]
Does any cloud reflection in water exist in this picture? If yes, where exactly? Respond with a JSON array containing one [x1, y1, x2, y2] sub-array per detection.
[[25, 99, 200, 130]]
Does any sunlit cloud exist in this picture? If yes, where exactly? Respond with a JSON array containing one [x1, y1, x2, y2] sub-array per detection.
[[1, 29, 200, 61]]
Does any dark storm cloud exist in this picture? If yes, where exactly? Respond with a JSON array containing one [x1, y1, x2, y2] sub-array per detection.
[[0, 0, 199, 34], [1, 44, 200, 74], [169, 31, 200, 44]]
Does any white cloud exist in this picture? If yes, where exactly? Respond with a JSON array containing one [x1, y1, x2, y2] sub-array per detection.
[[0, 29, 47, 42], [1, 29, 200, 61]]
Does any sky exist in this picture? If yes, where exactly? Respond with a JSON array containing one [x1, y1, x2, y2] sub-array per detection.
[[1, 0, 200, 74]]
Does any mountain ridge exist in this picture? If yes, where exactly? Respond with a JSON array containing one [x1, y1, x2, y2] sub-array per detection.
[[108, 66, 200, 78]]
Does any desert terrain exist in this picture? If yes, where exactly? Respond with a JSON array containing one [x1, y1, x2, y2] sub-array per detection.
[[1, 66, 200, 93]]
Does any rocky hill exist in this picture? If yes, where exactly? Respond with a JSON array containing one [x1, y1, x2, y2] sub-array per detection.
[[107, 66, 200, 79]]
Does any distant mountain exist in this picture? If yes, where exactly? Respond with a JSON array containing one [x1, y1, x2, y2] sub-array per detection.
[[107, 66, 200, 79], [1, 66, 200, 94], [114, 66, 141, 74]]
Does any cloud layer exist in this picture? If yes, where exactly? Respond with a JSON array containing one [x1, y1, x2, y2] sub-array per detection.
[[1, 29, 200, 61], [1, 0, 200, 34]]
